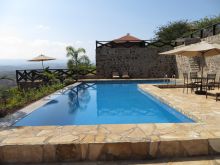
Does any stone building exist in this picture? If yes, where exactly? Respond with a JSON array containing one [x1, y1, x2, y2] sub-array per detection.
[[96, 33, 177, 78]]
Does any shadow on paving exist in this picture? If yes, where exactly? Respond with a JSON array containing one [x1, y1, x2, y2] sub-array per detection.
[[2, 156, 220, 165]]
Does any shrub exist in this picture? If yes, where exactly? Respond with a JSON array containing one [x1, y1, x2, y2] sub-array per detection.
[[0, 83, 65, 117]]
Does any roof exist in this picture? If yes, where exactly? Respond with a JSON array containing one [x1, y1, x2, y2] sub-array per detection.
[[113, 33, 142, 43]]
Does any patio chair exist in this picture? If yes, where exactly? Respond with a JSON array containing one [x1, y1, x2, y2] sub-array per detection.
[[112, 72, 120, 79], [205, 74, 217, 100], [122, 71, 130, 79], [189, 72, 198, 89], [206, 89, 220, 101], [183, 73, 197, 94], [206, 74, 216, 90], [190, 72, 198, 82]]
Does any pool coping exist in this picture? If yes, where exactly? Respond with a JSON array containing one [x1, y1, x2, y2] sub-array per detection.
[[0, 80, 220, 163]]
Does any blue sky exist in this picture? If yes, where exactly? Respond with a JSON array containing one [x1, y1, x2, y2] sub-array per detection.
[[0, 0, 219, 62]]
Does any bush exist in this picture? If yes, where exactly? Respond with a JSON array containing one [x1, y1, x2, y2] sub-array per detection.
[[154, 20, 192, 42], [154, 15, 220, 43], [0, 83, 64, 117], [64, 79, 76, 86]]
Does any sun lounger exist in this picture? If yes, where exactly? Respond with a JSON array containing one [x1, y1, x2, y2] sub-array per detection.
[[112, 72, 120, 79], [122, 71, 130, 79]]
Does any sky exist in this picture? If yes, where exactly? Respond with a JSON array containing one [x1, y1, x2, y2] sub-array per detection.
[[0, 0, 219, 63]]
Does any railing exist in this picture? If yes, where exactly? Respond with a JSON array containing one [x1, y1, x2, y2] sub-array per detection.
[[181, 22, 220, 40], [96, 40, 175, 48], [16, 68, 96, 86]]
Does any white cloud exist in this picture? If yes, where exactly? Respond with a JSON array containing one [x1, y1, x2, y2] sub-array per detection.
[[36, 25, 50, 31], [0, 36, 96, 63], [0, 36, 71, 59], [0, 27, 96, 62], [75, 40, 83, 45], [0, 36, 24, 45]]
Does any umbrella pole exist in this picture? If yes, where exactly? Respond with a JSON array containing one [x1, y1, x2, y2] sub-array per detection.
[[201, 53, 205, 78], [201, 66, 204, 78], [42, 61, 44, 69], [196, 53, 206, 95]]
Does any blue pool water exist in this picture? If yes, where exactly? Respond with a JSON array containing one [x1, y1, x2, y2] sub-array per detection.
[[14, 80, 193, 126]]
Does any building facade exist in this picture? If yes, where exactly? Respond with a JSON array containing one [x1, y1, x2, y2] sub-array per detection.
[[96, 34, 177, 78]]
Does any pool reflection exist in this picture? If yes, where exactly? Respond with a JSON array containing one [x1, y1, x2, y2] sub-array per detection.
[[67, 83, 92, 113]]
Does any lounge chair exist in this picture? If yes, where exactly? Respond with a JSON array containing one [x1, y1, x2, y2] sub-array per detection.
[[122, 71, 130, 79], [112, 72, 120, 79]]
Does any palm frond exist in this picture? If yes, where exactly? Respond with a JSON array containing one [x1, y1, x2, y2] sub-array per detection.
[[66, 46, 76, 58], [77, 48, 86, 54]]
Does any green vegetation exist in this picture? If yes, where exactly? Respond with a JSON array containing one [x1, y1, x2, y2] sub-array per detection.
[[154, 15, 220, 43], [0, 83, 64, 117], [66, 46, 91, 70], [155, 20, 191, 42], [191, 15, 220, 30], [41, 67, 60, 83]]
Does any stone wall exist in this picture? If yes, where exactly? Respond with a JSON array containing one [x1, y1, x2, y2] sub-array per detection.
[[96, 34, 220, 79], [96, 46, 178, 78], [176, 34, 220, 79]]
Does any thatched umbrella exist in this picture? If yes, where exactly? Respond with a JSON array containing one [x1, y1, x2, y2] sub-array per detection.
[[28, 54, 56, 69]]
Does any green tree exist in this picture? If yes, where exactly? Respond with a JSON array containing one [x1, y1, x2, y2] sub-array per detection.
[[78, 55, 91, 68], [41, 67, 59, 83], [154, 15, 220, 43], [154, 20, 192, 42], [66, 46, 90, 70], [192, 15, 220, 30]]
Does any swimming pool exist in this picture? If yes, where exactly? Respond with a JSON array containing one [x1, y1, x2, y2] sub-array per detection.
[[14, 80, 193, 126]]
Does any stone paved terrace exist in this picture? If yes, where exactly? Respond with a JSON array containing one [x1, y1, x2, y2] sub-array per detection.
[[0, 82, 220, 163]]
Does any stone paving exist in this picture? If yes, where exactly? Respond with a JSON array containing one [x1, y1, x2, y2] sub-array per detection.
[[0, 82, 220, 163]]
